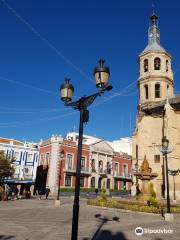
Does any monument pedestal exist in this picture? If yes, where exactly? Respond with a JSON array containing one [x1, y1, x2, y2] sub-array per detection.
[[54, 200, 60, 207], [131, 184, 136, 197], [165, 213, 174, 222], [134, 156, 158, 201]]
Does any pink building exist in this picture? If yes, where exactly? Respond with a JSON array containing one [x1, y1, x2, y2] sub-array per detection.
[[35, 134, 132, 194]]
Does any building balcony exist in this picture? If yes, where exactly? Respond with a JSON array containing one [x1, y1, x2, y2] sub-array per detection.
[[64, 166, 76, 174], [64, 166, 91, 176], [98, 168, 107, 177], [81, 167, 91, 176], [114, 172, 132, 180], [23, 174, 33, 180], [10, 173, 33, 181], [12, 173, 20, 179]]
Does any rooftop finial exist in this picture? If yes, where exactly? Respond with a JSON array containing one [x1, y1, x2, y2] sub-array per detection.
[[152, 2, 155, 15], [150, 2, 158, 26], [150, 14, 158, 26]]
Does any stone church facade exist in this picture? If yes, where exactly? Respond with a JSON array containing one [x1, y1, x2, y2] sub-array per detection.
[[132, 14, 180, 200]]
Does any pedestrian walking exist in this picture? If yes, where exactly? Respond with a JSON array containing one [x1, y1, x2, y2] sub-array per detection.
[[38, 188, 43, 200], [95, 188, 98, 198], [15, 186, 19, 200], [45, 186, 50, 199]]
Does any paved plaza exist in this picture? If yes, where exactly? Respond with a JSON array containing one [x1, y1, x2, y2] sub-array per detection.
[[0, 197, 180, 240]]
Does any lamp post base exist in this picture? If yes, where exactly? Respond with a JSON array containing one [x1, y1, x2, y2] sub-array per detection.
[[54, 200, 61, 207], [165, 213, 174, 222]]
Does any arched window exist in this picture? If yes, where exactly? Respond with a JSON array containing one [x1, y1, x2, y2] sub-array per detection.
[[144, 59, 148, 72], [144, 85, 148, 99], [154, 57, 161, 70], [155, 84, 161, 98], [99, 160, 103, 173], [91, 177, 95, 188], [107, 162, 111, 174], [91, 159, 95, 172], [166, 60, 169, 72]]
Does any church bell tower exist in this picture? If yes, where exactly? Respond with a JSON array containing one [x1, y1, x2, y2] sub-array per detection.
[[138, 14, 174, 107]]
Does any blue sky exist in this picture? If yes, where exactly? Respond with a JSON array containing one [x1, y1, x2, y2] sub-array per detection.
[[0, 0, 180, 142]]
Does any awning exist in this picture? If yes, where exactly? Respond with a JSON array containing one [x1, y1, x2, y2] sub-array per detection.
[[2, 179, 35, 184]]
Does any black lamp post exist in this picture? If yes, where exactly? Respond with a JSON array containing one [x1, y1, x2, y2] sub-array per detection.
[[60, 59, 112, 240], [135, 162, 138, 181], [161, 136, 171, 213], [135, 162, 138, 172], [168, 169, 180, 201], [57, 150, 65, 200], [134, 162, 139, 195]]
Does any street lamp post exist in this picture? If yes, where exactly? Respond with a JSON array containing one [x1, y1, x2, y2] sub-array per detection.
[[161, 136, 171, 213], [135, 162, 138, 182], [134, 162, 139, 195], [60, 59, 112, 240], [168, 169, 180, 201], [57, 150, 65, 201]]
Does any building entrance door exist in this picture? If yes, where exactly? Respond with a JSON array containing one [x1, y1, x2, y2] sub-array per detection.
[[98, 178, 102, 189]]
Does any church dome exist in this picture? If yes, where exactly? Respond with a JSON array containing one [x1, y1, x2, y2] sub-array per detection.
[[142, 42, 166, 54]]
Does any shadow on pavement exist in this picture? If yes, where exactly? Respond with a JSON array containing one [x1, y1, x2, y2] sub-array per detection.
[[0, 236, 16, 240], [83, 213, 126, 240], [82, 230, 126, 240], [92, 230, 127, 240]]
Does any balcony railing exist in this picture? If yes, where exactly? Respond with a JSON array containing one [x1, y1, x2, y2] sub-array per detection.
[[114, 172, 132, 180], [64, 166, 91, 175], [98, 168, 107, 176], [12, 173, 20, 179], [11, 174, 33, 181], [23, 174, 33, 180]]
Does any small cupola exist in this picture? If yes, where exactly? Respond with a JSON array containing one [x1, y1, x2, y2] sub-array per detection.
[[142, 13, 166, 54]]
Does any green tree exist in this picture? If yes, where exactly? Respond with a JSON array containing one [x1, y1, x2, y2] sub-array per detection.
[[0, 151, 15, 181]]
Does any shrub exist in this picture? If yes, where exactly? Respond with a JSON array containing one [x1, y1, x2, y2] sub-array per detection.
[[87, 199, 161, 213], [110, 189, 129, 193], [148, 196, 159, 207], [100, 182, 107, 202], [147, 182, 159, 207], [87, 199, 180, 214], [59, 187, 95, 193], [170, 206, 180, 213], [148, 182, 156, 198]]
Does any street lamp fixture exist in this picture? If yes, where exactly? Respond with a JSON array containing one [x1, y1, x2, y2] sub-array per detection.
[[57, 150, 65, 201], [135, 162, 138, 172], [162, 136, 169, 150], [94, 59, 110, 88], [60, 59, 112, 240], [161, 136, 172, 213], [60, 79, 74, 102]]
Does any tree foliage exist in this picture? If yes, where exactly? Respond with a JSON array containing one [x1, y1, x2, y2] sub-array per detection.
[[0, 150, 15, 180]]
